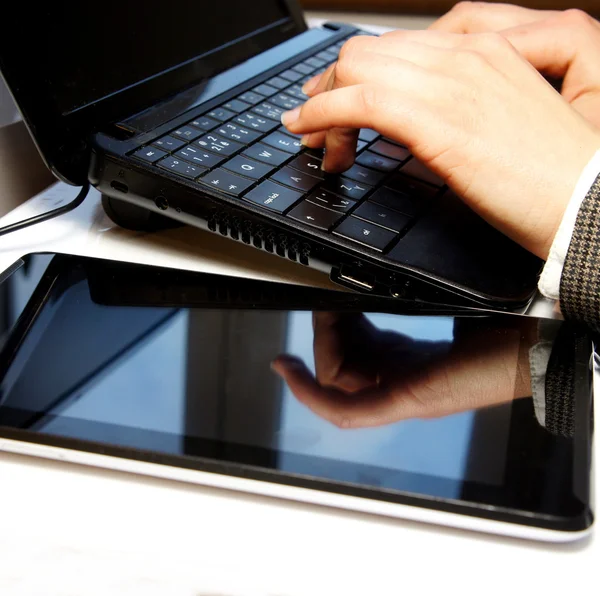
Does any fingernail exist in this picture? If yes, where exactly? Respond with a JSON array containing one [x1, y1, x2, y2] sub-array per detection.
[[271, 355, 305, 371], [281, 107, 301, 127], [302, 78, 318, 95], [300, 134, 312, 146]]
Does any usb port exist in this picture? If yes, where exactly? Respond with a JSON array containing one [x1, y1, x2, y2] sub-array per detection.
[[338, 267, 375, 291]]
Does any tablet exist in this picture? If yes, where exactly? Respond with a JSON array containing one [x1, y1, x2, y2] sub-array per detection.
[[0, 254, 594, 542]]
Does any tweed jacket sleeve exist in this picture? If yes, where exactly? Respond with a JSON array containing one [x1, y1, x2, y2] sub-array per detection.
[[560, 173, 600, 334]]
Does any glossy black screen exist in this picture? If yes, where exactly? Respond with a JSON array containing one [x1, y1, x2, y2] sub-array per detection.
[[0, 255, 593, 531], [3, 1, 290, 115]]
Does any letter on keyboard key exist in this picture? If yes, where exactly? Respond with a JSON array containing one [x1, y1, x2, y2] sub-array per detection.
[[271, 166, 321, 192], [222, 155, 275, 180], [262, 132, 303, 154], [242, 143, 290, 166], [243, 181, 303, 213], [322, 176, 371, 201]]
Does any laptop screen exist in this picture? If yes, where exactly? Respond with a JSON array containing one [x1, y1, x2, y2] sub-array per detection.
[[4, 2, 293, 116]]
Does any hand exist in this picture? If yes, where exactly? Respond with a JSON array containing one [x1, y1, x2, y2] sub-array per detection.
[[271, 312, 532, 429], [430, 2, 600, 129], [282, 29, 600, 259]]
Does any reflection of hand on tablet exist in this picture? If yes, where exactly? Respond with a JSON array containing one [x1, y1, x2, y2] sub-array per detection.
[[272, 312, 533, 429]]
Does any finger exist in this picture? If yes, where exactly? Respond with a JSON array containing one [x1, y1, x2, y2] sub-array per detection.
[[313, 312, 376, 392], [281, 81, 432, 150], [301, 131, 326, 148], [501, 13, 600, 81], [429, 1, 557, 33], [304, 63, 335, 97], [271, 355, 398, 429], [308, 35, 381, 96]]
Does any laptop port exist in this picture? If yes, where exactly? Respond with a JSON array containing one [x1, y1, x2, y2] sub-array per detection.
[[110, 180, 129, 194], [154, 196, 168, 210], [338, 267, 375, 292]]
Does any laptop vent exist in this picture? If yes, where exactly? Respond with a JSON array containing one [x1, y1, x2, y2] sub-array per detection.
[[208, 211, 311, 266]]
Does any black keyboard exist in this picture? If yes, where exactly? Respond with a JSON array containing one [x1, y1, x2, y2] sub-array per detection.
[[131, 35, 447, 254]]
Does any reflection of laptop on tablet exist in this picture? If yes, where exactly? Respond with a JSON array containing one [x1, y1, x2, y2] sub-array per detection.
[[0, 2, 541, 309], [0, 255, 594, 542]]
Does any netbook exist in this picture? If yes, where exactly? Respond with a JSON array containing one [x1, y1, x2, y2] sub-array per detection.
[[0, 1, 542, 309]]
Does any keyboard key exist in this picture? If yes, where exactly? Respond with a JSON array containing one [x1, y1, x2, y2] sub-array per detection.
[[305, 56, 326, 69], [253, 83, 278, 97], [242, 143, 290, 166], [385, 173, 441, 201], [238, 91, 265, 105], [382, 136, 407, 148], [262, 131, 303, 154], [133, 147, 168, 164], [278, 125, 302, 140], [271, 166, 321, 192], [399, 158, 445, 187], [234, 111, 279, 133], [270, 93, 303, 111], [334, 217, 397, 252], [152, 135, 186, 152], [158, 156, 206, 179], [189, 115, 219, 131], [370, 140, 411, 162], [293, 63, 314, 75], [223, 98, 251, 113], [322, 176, 371, 201], [306, 188, 355, 213], [216, 122, 261, 143], [288, 153, 325, 178], [243, 181, 303, 213], [172, 125, 202, 141], [288, 200, 342, 230], [199, 168, 255, 196], [284, 85, 309, 101], [280, 69, 303, 83], [175, 146, 225, 169], [253, 102, 284, 120], [223, 155, 275, 180], [317, 50, 337, 62], [194, 133, 243, 156], [342, 164, 385, 186], [207, 107, 236, 122], [356, 151, 400, 173], [356, 140, 368, 153], [266, 76, 289, 90], [353, 202, 412, 233], [358, 129, 379, 143], [369, 187, 421, 217]]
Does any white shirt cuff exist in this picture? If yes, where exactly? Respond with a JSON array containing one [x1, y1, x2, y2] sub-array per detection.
[[538, 150, 600, 300]]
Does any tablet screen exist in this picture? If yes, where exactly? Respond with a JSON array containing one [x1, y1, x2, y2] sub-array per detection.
[[0, 255, 593, 530]]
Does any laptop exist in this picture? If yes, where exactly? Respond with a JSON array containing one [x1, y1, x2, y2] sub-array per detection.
[[0, 1, 542, 310]]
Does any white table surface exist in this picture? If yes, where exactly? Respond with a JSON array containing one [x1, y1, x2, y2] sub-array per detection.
[[0, 22, 596, 595]]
